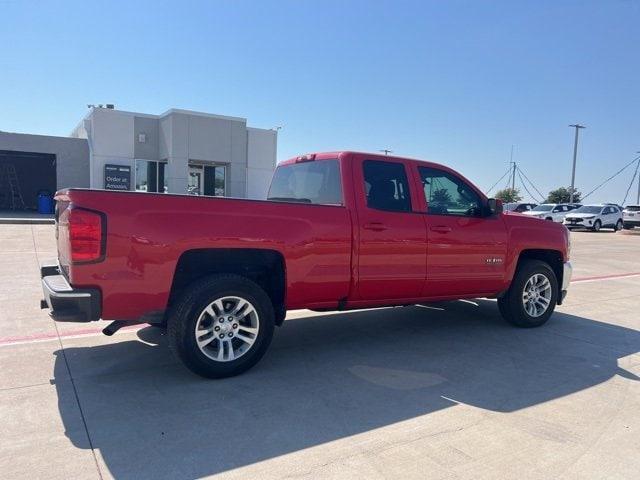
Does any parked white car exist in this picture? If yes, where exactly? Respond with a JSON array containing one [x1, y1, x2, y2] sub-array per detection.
[[521, 203, 578, 222], [622, 205, 640, 229], [563, 204, 624, 232]]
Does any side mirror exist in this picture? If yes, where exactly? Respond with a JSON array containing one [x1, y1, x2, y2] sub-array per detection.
[[487, 198, 503, 215]]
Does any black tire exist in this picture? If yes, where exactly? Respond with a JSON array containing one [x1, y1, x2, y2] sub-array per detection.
[[168, 274, 275, 378], [545, 217, 553, 221], [497, 259, 558, 328], [592, 220, 601, 232], [614, 219, 623, 231]]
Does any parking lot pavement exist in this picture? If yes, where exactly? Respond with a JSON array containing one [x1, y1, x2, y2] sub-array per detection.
[[0, 224, 639, 480]]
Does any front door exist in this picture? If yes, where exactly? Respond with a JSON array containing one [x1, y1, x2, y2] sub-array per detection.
[[355, 156, 427, 300], [417, 165, 508, 297], [188, 166, 202, 195]]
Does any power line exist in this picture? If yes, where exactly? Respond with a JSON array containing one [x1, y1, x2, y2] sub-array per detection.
[[516, 168, 543, 203], [486, 167, 512, 194], [582, 155, 640, 201], [516, 166, 546, 201], [621, 158, 640, 206]]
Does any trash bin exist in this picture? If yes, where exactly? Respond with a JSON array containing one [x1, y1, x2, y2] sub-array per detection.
[[37, 190, 54, 214]]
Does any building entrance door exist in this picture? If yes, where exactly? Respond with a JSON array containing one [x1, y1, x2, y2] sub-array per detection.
[[188, 166, 203, 195]]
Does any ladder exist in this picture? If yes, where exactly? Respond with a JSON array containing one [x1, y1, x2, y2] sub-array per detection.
[[0, 165, 7, 209], [0, 164, 26, 210]]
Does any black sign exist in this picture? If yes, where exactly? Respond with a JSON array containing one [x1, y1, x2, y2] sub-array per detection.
[[104, 164, 131, 191]]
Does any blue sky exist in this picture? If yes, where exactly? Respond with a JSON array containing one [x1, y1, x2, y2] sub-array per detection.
[[1, 0, 639, 203]]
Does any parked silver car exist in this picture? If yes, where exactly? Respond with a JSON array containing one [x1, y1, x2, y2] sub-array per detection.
[[622, 205, 640, 229], [563, 204, 624, 232]]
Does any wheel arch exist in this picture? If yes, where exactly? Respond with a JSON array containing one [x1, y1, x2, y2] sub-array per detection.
[[515, 249, 564, 304], [168, 248, 286, 325]]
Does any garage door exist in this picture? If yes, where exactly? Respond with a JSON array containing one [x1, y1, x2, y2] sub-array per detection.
[[0, 150, 56, 211]]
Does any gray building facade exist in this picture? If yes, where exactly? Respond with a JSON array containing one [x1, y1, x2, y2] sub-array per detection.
[[0, 132, 89, 210], [0, 107, 277, 211], [71, 107, 277, 199]]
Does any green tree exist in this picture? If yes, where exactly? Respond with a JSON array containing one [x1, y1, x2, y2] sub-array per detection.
[[494, 187, 522, 203], [546, 187, 581, 203], [431, 188, 452, 205]]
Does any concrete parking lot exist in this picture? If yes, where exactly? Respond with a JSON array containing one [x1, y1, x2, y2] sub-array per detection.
[[0, 224, 638, 480]]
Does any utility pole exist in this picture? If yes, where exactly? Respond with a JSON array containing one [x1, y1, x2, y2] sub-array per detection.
[[636, 152, 640, 205], [568, 124, 586, 203], [509, 145, 516, 190]]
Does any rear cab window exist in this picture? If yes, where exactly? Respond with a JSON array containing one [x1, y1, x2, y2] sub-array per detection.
[[268, 159, 343, 205]]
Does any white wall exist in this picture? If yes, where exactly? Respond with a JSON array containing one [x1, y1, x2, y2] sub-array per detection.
[[86, 109, 135, 189], [81, 108, 276, 197], [247, 128, 277, 199]]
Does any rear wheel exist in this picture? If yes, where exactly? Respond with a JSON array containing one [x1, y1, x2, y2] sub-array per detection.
[[498, 259, 558, 328], [614, 219, 623, 231], [592, 220, 601, 232], [168, 274, 275, 378]]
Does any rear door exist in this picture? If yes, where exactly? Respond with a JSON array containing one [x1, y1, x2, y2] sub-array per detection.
[[354, 156, 427, 300], [417, 165, 508, 296], [603, 206, 617, 226]]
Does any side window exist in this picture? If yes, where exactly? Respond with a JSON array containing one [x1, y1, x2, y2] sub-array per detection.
[[363, 160, 412, 212], [418, 166, 483, 216]]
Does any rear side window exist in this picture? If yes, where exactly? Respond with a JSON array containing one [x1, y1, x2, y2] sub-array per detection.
[[363, 160, 412, 212], [267, 159, 342, 205]]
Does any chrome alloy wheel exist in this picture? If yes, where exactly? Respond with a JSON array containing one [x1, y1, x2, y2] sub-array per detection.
[[522, 273, 552, 318], [194, 296, 260, 362]]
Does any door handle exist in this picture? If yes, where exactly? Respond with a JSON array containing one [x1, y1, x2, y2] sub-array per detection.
[[430, 225, 452, 233], [363, 222, 388, 231]]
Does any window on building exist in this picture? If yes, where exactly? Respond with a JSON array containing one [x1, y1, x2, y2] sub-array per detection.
[[363, 160, 412, 212], [189, 164, 226, 196], [135, 160, 167, 193], [418, 166, 483, 216], [267, 159, 342, 205], [204, 165, 226, 196]]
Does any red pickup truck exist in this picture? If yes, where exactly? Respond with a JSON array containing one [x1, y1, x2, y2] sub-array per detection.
[[41, 151, 572, 378]]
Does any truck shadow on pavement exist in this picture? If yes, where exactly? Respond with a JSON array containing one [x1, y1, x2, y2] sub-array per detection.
[[53, 299, 639, 479]]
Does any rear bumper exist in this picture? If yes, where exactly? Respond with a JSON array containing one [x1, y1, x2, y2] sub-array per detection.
[[623, 218, 640, 226], [40, 262, 101, 322]]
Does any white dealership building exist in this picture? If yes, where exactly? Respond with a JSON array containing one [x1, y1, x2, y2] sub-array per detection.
[[0, 106, 277, 210]]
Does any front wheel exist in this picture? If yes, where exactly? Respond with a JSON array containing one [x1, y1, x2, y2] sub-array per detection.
[[168, 274, 275, 378], [498, 259, 558, 328]]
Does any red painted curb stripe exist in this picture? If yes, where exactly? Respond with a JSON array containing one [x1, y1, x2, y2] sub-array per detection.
[[571, 272, 640, 283], [0, 324, 143, 345]]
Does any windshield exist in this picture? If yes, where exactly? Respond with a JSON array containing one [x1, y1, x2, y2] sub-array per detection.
[[504, 203, 518, 211], [267, 159, 343, 205], [532, 204, 554, 212], [572, 206, 602, 214]]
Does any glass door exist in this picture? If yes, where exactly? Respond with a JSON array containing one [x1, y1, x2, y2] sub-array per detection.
[[188, 166, 203, 195]]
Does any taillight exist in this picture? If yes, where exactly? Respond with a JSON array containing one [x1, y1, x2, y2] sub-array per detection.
[[68, 208, 105, 263]]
